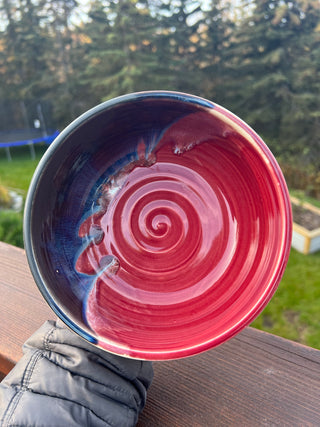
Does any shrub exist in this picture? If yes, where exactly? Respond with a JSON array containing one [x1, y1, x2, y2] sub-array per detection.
[[279, 162, 320, 200], [0, 185, 11, 208], [0, 211, 24, 248]]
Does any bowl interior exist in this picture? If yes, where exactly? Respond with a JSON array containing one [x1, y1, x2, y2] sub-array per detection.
[[24, 92, 292, 360]]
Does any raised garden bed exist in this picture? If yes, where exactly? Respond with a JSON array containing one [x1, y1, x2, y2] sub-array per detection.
[[291, 196, 320, 254]]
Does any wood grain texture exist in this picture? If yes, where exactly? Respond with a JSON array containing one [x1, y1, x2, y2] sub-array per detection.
[[0, 242, 53, 373], [137, 328, 320, 426], [1, 242, 320, 425]]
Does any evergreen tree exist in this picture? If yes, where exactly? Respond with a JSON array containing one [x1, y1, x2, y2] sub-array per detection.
[[225, 0, 320, 165], [199, 0, 235, 104], [278, 0, 320, 164], [225, 0, 289, 139], [81, 0, 160, 100], [42, 0, 83, 126], [0, 0, 50, 101], [0, 0, 319, 166], [151, 0, 206, 94], [0, 0, 53, 129], [67, 0, 109, 112]]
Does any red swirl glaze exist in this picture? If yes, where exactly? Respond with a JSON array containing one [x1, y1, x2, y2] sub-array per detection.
[[75, 109, 291, 359]]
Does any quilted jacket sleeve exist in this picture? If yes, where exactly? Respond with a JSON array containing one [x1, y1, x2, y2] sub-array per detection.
[[0, 320, 153, 427]]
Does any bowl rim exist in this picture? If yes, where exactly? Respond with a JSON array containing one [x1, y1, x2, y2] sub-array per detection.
[[23, 90, 292, 360]]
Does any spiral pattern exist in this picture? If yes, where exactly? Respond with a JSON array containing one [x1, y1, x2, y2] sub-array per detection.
[[107, 164, 226, 283], [77, 141, 238, 301], [74, 109, 290, 359]]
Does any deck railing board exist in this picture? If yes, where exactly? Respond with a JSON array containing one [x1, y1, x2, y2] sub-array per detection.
[[1, 242, 320, 425]]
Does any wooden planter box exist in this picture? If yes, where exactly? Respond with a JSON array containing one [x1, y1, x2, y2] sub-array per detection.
[[291, 197, 320, 255]]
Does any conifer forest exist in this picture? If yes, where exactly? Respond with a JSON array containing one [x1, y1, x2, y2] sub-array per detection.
[[1, 0, 320, 169]]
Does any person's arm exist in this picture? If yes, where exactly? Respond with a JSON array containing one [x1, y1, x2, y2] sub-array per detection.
[[0, 320, 153, 427]]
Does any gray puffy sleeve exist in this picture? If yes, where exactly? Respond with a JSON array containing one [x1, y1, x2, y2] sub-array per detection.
[[0, 320, 153, 427]]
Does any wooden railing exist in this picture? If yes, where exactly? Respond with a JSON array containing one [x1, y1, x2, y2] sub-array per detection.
[[1, 241, 319, 426]]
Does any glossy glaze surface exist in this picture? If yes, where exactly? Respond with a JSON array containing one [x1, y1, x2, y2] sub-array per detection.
[[24, 92, 292, 359]]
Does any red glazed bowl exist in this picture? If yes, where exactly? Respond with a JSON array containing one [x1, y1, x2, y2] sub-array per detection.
[[24, 91, 292, 360]]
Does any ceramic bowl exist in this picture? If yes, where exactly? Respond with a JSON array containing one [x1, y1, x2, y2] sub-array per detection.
[[24, 91, 292, 360]]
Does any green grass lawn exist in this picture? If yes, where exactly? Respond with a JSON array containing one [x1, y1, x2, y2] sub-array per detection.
[[252, 248, 320, 349], [0, 145, 47, 247], [0, 144, 47, 192], [1, 145, 320, 349]]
